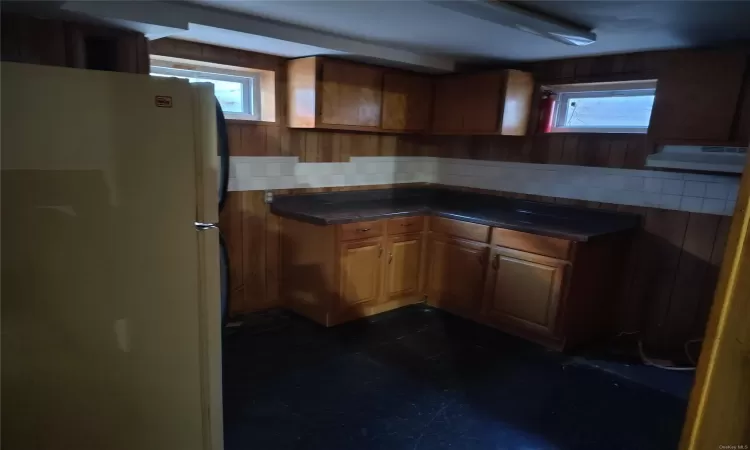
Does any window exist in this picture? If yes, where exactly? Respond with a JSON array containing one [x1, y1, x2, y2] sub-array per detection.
[[546, 80, 657, 133], [150, 56, 263, 121]]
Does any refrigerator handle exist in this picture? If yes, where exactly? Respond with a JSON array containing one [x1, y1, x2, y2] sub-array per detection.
[[216, 98, 230, 212], [195, 222, 219, 231]]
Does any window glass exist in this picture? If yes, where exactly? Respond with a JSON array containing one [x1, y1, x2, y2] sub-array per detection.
[[561, 94, 655, 129], [546, 81, 657, 133], [150, 68, 256, 117]]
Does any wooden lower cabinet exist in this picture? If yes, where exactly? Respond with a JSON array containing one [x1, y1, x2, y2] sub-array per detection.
[[426, 236, 487, 317], [424, 218, 630, 350], [281, 217, 426, 326], [482, 247, 567, 338], [339, 238, 383, 310], [385, 234, 423, 300], [281, 214, 629, 349]]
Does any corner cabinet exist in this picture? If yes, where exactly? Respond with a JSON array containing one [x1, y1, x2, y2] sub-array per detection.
[[432, 70, 534, 135], [426, 235, 487, 318], [381, 71, 433, 132], [287, 56, 431, 132], [483, 247, 567, 338], [281, 216, 426, 326]]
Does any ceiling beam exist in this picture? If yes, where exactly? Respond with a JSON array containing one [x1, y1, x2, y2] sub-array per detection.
[[61, 1, 456, 72]]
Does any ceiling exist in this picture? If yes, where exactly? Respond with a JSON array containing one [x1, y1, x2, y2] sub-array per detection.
[[9, 0, 750, 72], [190, 0, 750, 62]]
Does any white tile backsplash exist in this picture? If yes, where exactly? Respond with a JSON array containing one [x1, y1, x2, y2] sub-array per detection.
[[624, 176, 645, 191], [228, 156, 740, 215], [727, 183, 740, 201], [660, 194, 682, 210], [280, 162, 296, 176], [235, 163, 253, 180], [642, 192, 663, 208], [683, 181, 707, 197], [701, 198, 726, 215], [603, 174, 627, 190], [662, 179, 685, 195], [705, 183, 730, 200], [680, 196, 704, 213], [265, 162, 281, 177], [644, 178, 662, 193]]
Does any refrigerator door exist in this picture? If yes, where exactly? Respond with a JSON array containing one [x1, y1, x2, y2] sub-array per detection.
[[1, 63, 222, 450]]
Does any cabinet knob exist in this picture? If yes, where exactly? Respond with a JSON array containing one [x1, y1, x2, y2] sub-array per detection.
[[357, 228, 371, 232], [388, 253, 393, 264], [378, 246, 383, 257], [492, 253, 500, 270]]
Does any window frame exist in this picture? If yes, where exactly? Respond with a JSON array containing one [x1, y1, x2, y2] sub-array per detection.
[[547, 80, 657, 134], [150, 59, 261, 121]]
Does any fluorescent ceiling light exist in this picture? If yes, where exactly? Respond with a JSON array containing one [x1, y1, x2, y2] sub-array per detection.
[[427, 0, 596, 46]]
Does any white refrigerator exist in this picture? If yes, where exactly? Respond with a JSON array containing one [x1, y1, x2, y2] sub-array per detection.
[[1, 62, 224, 450]]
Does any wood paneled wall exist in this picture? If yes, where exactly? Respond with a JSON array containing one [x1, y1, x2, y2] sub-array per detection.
[[1, 13, 149, 74], [156, 40, 734, 360]]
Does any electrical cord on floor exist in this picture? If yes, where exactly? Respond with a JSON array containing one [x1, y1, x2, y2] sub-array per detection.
[[617, 330, 699, 371], [638, 340, 696, 371]]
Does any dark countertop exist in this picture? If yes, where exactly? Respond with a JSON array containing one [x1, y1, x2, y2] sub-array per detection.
[[270, 187, 640, 242]]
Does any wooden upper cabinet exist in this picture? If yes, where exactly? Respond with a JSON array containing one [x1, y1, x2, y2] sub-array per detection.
[[483, 247, 567, 337], [432, 69, 534, 135], [648, 49, 748, 143], [462, 72, 504, 133], [432, 76, 465, 133], [385, 234, 423, 300], [288, 56, 438, 132], [381, 71, 432, 132], [287, 56, 533, 135], [287, 56, 385, 130], [320, 59, 383, 127], [339, 238, 383, 309]]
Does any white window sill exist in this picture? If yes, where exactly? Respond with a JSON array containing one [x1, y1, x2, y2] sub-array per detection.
[[548, 127, 648, 134], [224, 113, 261, 121]]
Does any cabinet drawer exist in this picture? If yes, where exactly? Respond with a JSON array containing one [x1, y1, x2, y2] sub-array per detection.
[[491, 228, 571, 260], [387, 216, 424, 235], [339, 220, 384, 241], [430, 217, 489, 243]]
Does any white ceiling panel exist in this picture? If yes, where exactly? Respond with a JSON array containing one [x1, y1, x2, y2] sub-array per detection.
[[189, 0, 750, 62]]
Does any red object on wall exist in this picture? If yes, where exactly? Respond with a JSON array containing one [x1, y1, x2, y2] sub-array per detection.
[[538, 91, 556, 133]]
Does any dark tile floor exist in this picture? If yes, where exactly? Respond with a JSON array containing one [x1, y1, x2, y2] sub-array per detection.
[[222, 305, 690, 450]]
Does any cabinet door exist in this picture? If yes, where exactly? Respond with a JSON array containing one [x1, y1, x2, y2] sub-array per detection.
[[461, 72, 502, 133], [385, 234, 423, 300], [426, 236, 486, 315], [483, 247, 567, 337], [339, 239, 383, 308], [381, 72, 432, 131], [320, 59, 383, 128], [432, 76, 465, 133], [648, 49, 747, 142]]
